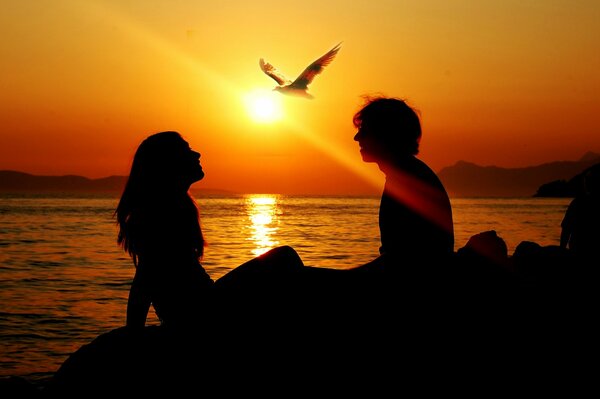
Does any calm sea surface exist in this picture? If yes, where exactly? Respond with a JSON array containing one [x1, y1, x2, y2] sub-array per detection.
[[0, 194, 571, 382]]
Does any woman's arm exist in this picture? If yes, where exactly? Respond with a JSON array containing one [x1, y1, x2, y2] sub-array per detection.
[[126, 270, 151, 330]]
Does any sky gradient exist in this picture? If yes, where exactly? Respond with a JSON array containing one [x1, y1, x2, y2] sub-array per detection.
[[1, 0, 599, 194]]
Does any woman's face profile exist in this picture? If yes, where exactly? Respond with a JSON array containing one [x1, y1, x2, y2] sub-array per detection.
[[139, 132, 204, 190], [177, 140, 204, 185], [186, 146, 204, 184]]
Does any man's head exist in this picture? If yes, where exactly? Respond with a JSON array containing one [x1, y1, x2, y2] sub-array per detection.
[[353, 96, 421, 163]]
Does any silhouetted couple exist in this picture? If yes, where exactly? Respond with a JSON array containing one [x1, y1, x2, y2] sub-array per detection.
[[115, 96, 455, 333]]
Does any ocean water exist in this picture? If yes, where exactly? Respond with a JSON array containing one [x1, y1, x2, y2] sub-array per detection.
[[0, 194, 571, 382]]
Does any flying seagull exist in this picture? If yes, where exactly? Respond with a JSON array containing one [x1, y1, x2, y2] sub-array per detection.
[[259, 42, 341, 99]]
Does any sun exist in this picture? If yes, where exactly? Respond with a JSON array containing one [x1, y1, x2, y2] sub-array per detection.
[[244, 89, 283, 123]]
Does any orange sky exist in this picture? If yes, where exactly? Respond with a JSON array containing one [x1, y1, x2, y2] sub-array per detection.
[[1, 0, 599, 195]]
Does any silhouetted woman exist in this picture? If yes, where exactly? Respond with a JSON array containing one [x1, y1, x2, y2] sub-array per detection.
[[115, 131, 213, 330], [115, 131, 304, 331]]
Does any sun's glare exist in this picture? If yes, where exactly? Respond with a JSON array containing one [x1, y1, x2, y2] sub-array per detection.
[[244, 89, 283, 123], [245, 195, 280, 256]]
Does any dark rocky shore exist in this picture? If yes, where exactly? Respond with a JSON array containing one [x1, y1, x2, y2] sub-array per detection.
[[3, 231, 596, 396]]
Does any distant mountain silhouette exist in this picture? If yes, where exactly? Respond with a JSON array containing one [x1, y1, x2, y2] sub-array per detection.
[[0, 171, 126, 193], [438, 152, 600, 197], [4, 153, 600, 197], [0, 171, 234, 196]]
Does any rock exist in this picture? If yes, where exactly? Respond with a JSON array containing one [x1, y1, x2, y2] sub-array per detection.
[[45, 231, 596, 394]]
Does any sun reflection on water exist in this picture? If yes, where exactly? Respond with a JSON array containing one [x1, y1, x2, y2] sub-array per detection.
[[245, 194, 280, 256]]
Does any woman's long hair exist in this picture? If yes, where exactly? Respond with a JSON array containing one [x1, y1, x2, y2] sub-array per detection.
[[115, 131, 205, 266]]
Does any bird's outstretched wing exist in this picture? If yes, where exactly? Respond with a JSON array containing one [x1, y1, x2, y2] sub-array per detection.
[[288, 42, 341, 90], [259, 58, 291, 86]]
